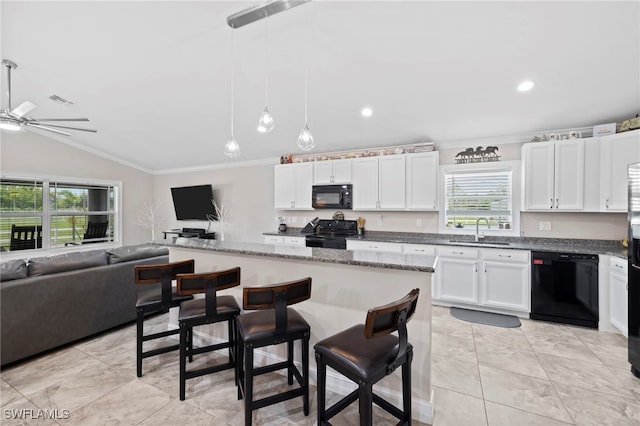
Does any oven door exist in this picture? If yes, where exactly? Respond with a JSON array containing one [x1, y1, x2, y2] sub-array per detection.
[[305, 235, 346, 249]]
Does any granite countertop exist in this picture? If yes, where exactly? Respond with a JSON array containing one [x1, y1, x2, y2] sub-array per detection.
[[157, 238, 436, 272], [263, 229, 628, 259]]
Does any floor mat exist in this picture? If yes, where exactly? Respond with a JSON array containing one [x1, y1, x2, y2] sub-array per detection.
[[450, 307, 521, 328]]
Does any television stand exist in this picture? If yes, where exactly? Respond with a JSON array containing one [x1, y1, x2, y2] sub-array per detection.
[[163, 228, 207, 239]]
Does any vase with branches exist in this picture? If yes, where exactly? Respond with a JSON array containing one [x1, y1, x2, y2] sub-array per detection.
[[208, 199, 232, 241], [136, 200, 165, 241]]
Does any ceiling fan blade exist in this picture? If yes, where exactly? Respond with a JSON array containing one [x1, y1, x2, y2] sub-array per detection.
[[10, 101, 36, 117], [30, 122, 97, 133], [33, 117, 90, 122], [27, 123, 71, 136]]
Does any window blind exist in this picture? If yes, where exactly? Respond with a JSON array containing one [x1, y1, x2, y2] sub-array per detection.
[[445, 170, 512, 226]]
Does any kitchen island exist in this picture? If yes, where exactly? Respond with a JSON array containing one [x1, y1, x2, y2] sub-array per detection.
[[160, 237, 435, 424]]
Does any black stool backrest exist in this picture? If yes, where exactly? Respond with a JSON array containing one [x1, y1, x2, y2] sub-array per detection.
[[364, 288, 420, 373], [242, 277, 312, 342], [135, 259, 195, 307], [177, 267, 241, 316]]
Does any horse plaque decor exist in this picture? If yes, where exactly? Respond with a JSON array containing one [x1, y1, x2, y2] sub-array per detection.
[[454, 146, 500, 164]]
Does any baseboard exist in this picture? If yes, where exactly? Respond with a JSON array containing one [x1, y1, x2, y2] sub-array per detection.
[[190, 330, 434, 424]]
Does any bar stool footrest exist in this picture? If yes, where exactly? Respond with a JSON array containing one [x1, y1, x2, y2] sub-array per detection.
[[142, 343, 180, 359], [142, 328, 180, 342], [185, 361, 235, 380], [324, 389, 358, 421], [253, 387, 305, 411]]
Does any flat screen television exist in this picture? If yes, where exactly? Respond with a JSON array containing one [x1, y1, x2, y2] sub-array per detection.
[[170, 185, 217, 221]]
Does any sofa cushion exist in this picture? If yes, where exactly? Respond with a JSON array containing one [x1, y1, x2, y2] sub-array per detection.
[[108, 244, 169, 264], [0, 259, 28, 282], [28, 250, 108, 277]]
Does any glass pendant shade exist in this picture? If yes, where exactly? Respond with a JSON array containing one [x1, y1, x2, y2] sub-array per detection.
[[224, 136, 241, 158], [257, 108, 274, 133], [0, 118, 20, 131], [296, 123, 314, 151]]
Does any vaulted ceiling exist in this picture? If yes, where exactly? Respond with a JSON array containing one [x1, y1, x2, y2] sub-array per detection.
[[1, 1, 639, 173]]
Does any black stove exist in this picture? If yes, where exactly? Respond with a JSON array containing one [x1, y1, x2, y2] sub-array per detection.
[[304, 220, 357, 249]]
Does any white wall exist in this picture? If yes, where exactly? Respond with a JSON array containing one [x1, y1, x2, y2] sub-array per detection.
[[152, 162, 277, 243], [1, 132, 627, 244], [0, 130, 154, 246]]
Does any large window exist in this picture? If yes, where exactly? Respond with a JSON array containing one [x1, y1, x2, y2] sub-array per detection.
[[442, 163, 519, 234], [0, 177, 120, 252]]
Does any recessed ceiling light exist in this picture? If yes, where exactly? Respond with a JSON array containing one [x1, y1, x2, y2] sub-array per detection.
[[517, 80, 535, 92], [361, 107, 373, 117]]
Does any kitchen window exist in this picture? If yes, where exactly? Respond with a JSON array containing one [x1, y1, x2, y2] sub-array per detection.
[[440, 161, 520, 235], [0, 176, 121, 252]]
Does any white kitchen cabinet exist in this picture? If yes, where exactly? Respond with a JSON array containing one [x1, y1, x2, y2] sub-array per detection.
[[353, 155, 406, 210], [274, 163, 314, 210], [406, 151, 439, 210], [434, 246, 479, 304], [346, 240, 403, 253], [600, 130, 640, 212], [264, 235, 284, 244], [522, 140, 584, 211], [609, 256, 628, 336], [313, 159, 352, 184], [403, 243, 437, 256], [480, 249, 530, 312], [264, 235, 307, 247], [434, 246, 531, 314]]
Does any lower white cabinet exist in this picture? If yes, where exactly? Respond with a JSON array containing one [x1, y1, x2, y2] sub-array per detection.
[[610, 256, 628, 336], [264, 235, 306, 246], [435, 246, 531, 314], [434, 246, 479, 304], [480, 249, 530, 312]]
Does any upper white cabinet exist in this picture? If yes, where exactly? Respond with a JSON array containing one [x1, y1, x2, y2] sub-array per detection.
[[353, 155, 406, 210], [600, 130, 640, 211], [274, 163, 314, 210], [522, 140, 584, 211], [313, 159, 352, 184], [406, 151, 439, 210]]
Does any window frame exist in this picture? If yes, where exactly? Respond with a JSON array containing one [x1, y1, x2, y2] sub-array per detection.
[[438, 160, 521, 237], [0, 173, 122, 258]]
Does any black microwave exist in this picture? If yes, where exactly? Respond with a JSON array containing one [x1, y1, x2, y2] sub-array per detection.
[[312, 184, 352, 209]]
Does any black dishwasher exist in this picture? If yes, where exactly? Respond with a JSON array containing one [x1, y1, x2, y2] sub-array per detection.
[[530, 251, 599, 328]]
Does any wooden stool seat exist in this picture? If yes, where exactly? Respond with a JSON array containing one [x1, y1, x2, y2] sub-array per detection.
[[176, 267, 241, 401], [236, 277, 312, 426], [314, 288, 420, 426], [134, 259, 195, 378], [314, 324, 404, 381]]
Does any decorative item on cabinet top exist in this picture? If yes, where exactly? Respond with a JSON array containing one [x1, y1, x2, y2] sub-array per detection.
[[454, 146, 500, 164], [281, 141, 436, 164], [620, 114, 640, 132]]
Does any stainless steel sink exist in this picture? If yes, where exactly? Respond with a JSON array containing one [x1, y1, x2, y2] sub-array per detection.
[[448, 240, 511, 246]]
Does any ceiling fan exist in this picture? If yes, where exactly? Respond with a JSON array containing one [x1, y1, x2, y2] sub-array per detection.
[[0, 59, 97, 136]]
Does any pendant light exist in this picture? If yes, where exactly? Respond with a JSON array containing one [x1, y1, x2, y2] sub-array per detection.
[[224, 27, 241, 158], [257, 11, 274, 133], [296, 1, 314, 151]]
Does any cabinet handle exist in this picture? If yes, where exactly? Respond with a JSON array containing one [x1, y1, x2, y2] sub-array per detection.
[[498, 254, 512, 258], [556, 198, 559, 209], [484, 262, 487, 273], [550, 198, 554, 209], [433, 201, 436, 209], [370, 245, 378, 249], [452, 251, 464, 255], [606, 198, 610, 209], [615, 264, 624, 270], [475, 262, 478, 273], [415, 249, 425, 252]]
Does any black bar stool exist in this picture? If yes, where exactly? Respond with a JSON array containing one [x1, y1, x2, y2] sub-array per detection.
[[236, 277, 312, 426], [176, 267, 241, 401], [314, 288, 420, 426], [134, 259, 194, 377]]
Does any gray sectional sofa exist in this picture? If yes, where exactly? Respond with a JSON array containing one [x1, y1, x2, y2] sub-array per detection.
[[0, 244, 169, 366]]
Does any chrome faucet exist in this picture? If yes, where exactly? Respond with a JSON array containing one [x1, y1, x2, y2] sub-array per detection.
[[475, 217, 490, 241]]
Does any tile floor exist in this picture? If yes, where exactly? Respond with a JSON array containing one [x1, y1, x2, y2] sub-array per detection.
[[1, 306, 639, 425]]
